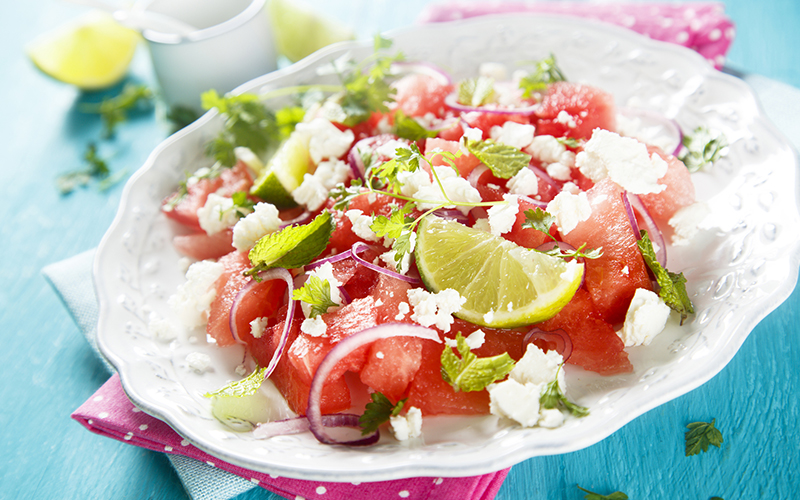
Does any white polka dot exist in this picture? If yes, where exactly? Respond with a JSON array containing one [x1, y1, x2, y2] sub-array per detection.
[[676, 31, 689, 44], [690, 19, 703, 32], [683, 8, 696, 19], [164, 446, 173, 452], [399, 491, 410, 498], [316, 486, 327, 494], [181, 439, 189, 446], [621, 15, 635, 27], [250, 478, 260, 485], [131, 407, 141, 413], [660, 18, 673, 28], [206, 461, 216, 467], [434, 478, 444, 485], [715, 55, 726, 66], [270, 474, 280, 479], [93, 395, 104, 402], [139, 424, 148, 431], [708, 28, 722, 41], [98, 412, 109, 419], [87, 419, 94, 425], [295, 496, 306, 500], [726, 27, 736, 39], [351, 482, 361, 486], [123, 432, 134, 441]]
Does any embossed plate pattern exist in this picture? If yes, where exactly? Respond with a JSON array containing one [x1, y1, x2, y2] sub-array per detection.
[[95, 14, 800, 481]]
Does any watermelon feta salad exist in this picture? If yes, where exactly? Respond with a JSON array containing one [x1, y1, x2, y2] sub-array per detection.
[[161, 42, 724, 445]]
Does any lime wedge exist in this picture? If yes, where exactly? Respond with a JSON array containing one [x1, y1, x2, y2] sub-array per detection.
[[250, 134, 313, 208], [415, 217, 584, 328], [268, 0, 355, 63], [26, 11, 140, 90]]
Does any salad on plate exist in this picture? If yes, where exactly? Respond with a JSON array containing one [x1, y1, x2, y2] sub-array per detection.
[[158, 38, 726, 446]]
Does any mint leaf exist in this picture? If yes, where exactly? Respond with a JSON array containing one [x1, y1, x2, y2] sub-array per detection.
[[458, 76, 495, 107], [678, 126, 729, 172], [465, 139, 531, 179], [637, 230, 694, 323], [539, 365, 589, 417], [519, 53, 566, 98], [230, 191, 255, 217], [246, 210, 335, 276], [521, 208, 557, 239], [205, 366, 268, 398], [576, 486, 628, 500], [685, 418, 723, 456], [358, 392, 406, 435], [393, 110, 439, 141], [202, 90, 279, 166], [441, 333, 516, 392], [292, 275, 339, 318]]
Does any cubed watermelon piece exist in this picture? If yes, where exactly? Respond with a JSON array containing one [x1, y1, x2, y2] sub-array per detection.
[[535, 82, 616, 140], [638, 146, 696, 221], [206, 251, 253, 346], [394, 74, 454, 118]]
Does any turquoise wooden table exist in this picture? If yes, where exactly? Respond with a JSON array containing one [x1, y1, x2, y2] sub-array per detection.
[[2, 1, 798, 498]]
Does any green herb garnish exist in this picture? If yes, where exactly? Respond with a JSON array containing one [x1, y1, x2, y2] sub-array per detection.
[[393, 110, 439, 141], [457, 76, 495, 107], [678, 126, 729, 172], [292, 275, 339, 318], [81, 83, 154, 138], [205, 366, 269, 398], [56, 143, 113, 194], [576, 485, 629, 500], [685, 418, 723, 456], [465, 138, 531, 179], [358, 392, 407, 435], [441, 332, 516, 392], [637, 230, 694, 323], [519, 53, 566, 98], [539, 364, 589, 417]]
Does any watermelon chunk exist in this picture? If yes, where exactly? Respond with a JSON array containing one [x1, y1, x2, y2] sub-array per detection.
[[535, 82, 616, 140], [638, 146, 696, 221], [206, 251, 253, 346], [394, 73, 453, 118]]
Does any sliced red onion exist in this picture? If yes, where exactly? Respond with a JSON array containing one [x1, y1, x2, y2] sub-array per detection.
[[228, 268, 296, 381], [517, 194, 548, 209], [338, 286, 352, 305], [617, 107, 683, 157], [625, 192, 667, 267], [621, 191, 641, 237], [351, 242, 421, 285], [528, 164, 561, 192], [306, 324, 441, 445], [306, 249, 353, 270], [444, 92, 539, 115], [432, 208, 469, 225], [347, 145, 367, 181], [523, 327, 573, 362], [253, 414, 372, 441], [279, 210, 312, 229], [391, 61, 452, 86], [467, 164, 489, 188]]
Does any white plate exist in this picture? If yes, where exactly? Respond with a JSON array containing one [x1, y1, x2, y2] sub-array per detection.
[[95, 14, 800, 482]]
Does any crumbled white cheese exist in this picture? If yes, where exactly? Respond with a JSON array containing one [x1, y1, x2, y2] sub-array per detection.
[[314, 159, 352, 189], [556, 110, 577, 128], [487, 194, 519, 236], [345, 209, 380, 242], [379, 233, 415, 275], [479, 62, 508, 81], [472, 218, 491, 233], [148, 316, 178, 342], [489, 122, 535, 150], [669, 202, 710, 245], [510, 343, 565, 388], [488, 378, 543, 427], [546, 191, 592, 235], [506, 168, 539, 197], [197, 193, 243, 236], [444, 329, 486, 349], [232, 202, 281, 251], [546, 162, 572, 182], [525, 135, 566, 164], [375, 139, 411, 159], [301, 316, 328, 337], [186, 352, 212, 373], [619, 288, 671, 347], [168, 260, 225, 328], [413, 167, 481, 215], [292, 174, 328, 211], [407, 288, 466, 332], [562, 182, 581, 195], [538, 408, 566, 428], [397, 168, 433, 198], [390, 406, 423, 441], [575, 129, 668, 194], [394, 301, 410, 321], [294, 118, 354, 164], [483, 309, 495, 324], [459, 124, 484, 154], [250, 317, 270, 339]]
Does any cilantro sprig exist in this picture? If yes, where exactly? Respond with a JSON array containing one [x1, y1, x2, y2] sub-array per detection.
[[80, 83, 154, 138], [678, 126, 729, 172], [519, 53, 567, 98], [685, 418, 723, 456], [441, 332, 516, 392], [292, 275, 339, 318], [539, 364, 589, 417], [521, 208, 558, 237], [393, 110, 439, 141], [637, 230, 695, 323], [246, 211, 335, 277], [358, 392, 407, 435]]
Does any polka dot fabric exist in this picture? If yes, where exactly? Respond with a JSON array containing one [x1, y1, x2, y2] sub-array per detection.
[[72, 374, 509, 500], [418, 2, 735, 69]]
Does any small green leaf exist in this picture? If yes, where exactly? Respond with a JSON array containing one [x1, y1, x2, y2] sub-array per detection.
[[576, 485, 629, 500], [330, 179, 365, 211], [358, 392, 406, 435], [678, 126, 729, 172], [685, 418, 723, 456], [519, 53, 567, 98], [458, 76, 495, 107], [539, 365, 589, 418], [521, 208, 557, 239], [637, 230, 695, 323], [368, 143, 424, 193], [81, 83, 154, 138], [393, 110, 438, 141], [246, 210, 335, 276], [292, 275, 339, 318], [205, 366, 268, 398], [441, 333, 516, 392], [202, 90, 279, 166], [465, 139, 531, 179], [370, 203, 415, 239]]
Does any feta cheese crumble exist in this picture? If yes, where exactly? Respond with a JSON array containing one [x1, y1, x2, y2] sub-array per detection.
[[250, 317, 270, 339], [546, 191, 592, 235], [292, 159, 351, 211], [300, 262, 344, 320], [232, 202, 281, 251], [407, 288, 466, 332], [525, 135, 567, 164], [489, 121, 535, 150], [168, 260, 225, 328], [197, 193, 243, 236], [186, 352, 212, 373], [301, 316, 328, 337], [412, 167, 482, 215], [669, 202, 710, 245], [345, 209, 380, 242], [487, 194, 519, 236], [619, 288, 671, 347], [445, 329, 486, 349], [390, 406, 423, 441], [294, 118, 354, 164], [506, 167, 539, 196]]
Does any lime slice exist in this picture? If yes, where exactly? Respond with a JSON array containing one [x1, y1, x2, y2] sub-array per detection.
[[415, 217, 584, 328], [26, 11, 140, 90], [250, 134, 313, 208], [268, 0, 355, 63]]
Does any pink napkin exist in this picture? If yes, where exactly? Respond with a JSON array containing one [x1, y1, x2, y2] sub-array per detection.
[[418, 2, 735, 69], [72, 374, 508, 500]]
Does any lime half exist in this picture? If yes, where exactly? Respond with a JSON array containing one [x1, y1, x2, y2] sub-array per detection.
[[250, 134, 313, 208], [415, 217, 584, 328], [26, 11, 140, 90]]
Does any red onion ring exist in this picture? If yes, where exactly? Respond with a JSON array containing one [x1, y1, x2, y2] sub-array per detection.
[[621, 191, 641, 237], [523, 327, 573, 362], [347, 147, 367, 181], [351, 242, 421, 285], [306, 249, 353, 270], [625, 192, 667, 267], [528, 164, 561, 192], [432, 208, 469, 225], [444, 92, 539, 115], [467, 164, 489, 188], [306, 323, 441, 445], [391, 61, 453, 86], [517, 194, 548, 209], [228, 269, 296, 380], [253, 414, 373, 442], [279, 210, 312, 229], [617, 107, 683, 158]]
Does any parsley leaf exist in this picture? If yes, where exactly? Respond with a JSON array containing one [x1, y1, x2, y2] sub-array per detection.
[[371, 202, 415, 239], [369, 143, 424, 193], [678, 126, 729, 172], [56, 143, 112, 194], [441, 332, 516, 392], [576, 486, 628, 500], [637, 230, 694, 323], [458, 76, 495, 107], [81, 83, 154, 138], [521, 208, 557, 239], [330, 179, 366, 211], [685, 418, 723, 456], [205, 366, 268, 398], [539, 364, 589, 417], [519, 53, 567, 98], [229, 191, 255, 218], [292, 275, 339, 318], [393, 110, 439, 141], [358, 392, 406, 435], [465, 139, 531, 179], [246, 210, 335, 277]]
